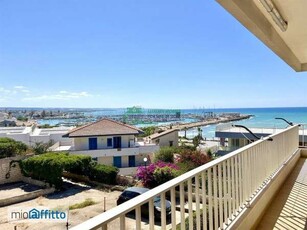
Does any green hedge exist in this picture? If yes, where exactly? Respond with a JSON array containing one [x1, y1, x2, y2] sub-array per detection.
[[0, 137, 28, 158], [20, 153, 64, 188], [62, 154, 92, 175], [88, 164, 118, 185], [20, 152, 118, 189]]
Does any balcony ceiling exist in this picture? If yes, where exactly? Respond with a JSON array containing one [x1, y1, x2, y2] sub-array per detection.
[[217, 0, 307, 72]]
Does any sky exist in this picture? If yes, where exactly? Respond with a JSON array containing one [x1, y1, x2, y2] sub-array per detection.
[[1, 0, 307, 109]]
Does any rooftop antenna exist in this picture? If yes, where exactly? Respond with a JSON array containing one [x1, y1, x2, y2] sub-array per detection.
[[275, 117, 294, 126], [232, 124, 273, 141]]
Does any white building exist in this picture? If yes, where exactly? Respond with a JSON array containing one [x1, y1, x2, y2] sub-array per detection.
[[144, 129, 179, 147], [0, 125, 74, 146], [61, 118, 159, 169]]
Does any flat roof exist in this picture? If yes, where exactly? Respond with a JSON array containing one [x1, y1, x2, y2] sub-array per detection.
[[148, 129, 179, 140]]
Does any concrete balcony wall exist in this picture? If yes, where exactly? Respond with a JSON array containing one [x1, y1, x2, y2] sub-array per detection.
[[70, 145, 159, 158]]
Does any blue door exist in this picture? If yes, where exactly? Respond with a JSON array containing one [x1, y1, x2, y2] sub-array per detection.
[[88, 138, 97, 150], [113, 156, 122, 168], [128, 155, 135, 167], [113, 137, 122, 148]]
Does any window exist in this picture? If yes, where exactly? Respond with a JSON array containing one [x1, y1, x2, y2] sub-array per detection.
[[169, 141, 173, 147], [107, 138, 112, 147]]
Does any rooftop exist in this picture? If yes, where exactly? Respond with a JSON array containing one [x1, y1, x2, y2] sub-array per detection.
[[63, 118, 144, 138], [148, 128, 179, 140]]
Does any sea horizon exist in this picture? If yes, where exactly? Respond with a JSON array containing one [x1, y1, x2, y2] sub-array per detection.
[[2, 107, 306, 139], [1, 106, 307, 110]]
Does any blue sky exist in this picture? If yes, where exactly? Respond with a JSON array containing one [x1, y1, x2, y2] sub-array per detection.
[[1, 0, 306, 109]]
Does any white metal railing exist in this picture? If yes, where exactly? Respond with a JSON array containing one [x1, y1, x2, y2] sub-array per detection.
[[70, 126, 299, 230]]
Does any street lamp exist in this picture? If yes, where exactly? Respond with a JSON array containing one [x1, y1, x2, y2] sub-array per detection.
[[232, 124, 273, 141], [143, 157, 148, 169]]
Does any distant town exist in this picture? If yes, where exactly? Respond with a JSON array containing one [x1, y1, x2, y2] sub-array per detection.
[[0, 106, 252, 128]]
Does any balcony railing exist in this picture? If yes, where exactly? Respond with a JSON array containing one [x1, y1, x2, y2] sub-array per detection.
[[71, 126, 299, 230]]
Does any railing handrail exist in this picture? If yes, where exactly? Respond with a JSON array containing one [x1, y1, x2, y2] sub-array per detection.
[[71, 125, 299, 230]]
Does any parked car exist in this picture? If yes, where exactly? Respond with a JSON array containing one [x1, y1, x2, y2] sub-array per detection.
[[117, 187, 171, 218]]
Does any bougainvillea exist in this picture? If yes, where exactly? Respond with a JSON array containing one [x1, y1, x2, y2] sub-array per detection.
[[136, 161, 179, 188], [177, 150, 211, 167]]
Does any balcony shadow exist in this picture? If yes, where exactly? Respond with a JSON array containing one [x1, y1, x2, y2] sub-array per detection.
[[0, 181, 42, 192], [47, 181, 91, 199], [257, 158, 307, 230], [125, 212, 172, 226]]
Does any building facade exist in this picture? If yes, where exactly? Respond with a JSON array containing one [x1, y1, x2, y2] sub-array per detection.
[[63, 118, 159, 169]]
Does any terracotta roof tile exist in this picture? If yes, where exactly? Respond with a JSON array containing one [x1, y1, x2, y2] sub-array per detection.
[[64, 118, 143, 137]]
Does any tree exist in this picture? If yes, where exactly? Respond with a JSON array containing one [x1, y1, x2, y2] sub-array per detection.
[[177, 149, 211, 173], [197, 127, 203, 139], [193, 135, 202, 148], [32, 141, 53, 155], [154, 147, 177, 163], [41, 110, 46, 118]]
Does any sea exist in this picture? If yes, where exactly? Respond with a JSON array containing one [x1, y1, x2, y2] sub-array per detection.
[[35, 107, 307, 139], [182, 107, 307, 139]]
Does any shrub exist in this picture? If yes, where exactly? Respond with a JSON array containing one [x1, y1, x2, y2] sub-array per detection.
[[192, 135, 203, 148], [179, 145, 196, 152], [178, 150, 211, 168], [20, 152, 118, 188], [88, 164, 118, 185], [138, 126, 157, 137], [175, 161, 196, 174], [154, 146, 178, 163], [63, 154, 92, 175], [137, 161, 179, 188], [153, 166, 178, 185], [32, 141, 54, 155], [20, 152, 93, 189], [20, 153, 64, 189], [207, 149, 213, 158], [0, 137, 28, 158], [17, 116, 28, 122]]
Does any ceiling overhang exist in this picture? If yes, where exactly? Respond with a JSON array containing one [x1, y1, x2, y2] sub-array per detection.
[[216, 0, 307, 72]]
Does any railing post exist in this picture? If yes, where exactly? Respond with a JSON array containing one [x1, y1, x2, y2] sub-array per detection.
[[180, 183, 186, 230]]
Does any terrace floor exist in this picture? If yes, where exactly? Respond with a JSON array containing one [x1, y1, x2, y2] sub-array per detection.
[[257, 157, 307, 230], [0, 182, 42, 200]]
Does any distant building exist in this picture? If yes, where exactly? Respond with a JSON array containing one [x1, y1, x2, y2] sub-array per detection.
[[0, 125, 73, 146], [0, 112, 8, 120], [145, 129, 179, 147], [215, 123, 307, 155], [0, 119, 16, 127], [62, 119, 159, 171]]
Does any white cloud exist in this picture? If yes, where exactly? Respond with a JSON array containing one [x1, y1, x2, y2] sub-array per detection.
[[22, 91, 92, 101], [13, 86, 30, 93], [14, 86, 26, 89], [0, 87, 11, 94]]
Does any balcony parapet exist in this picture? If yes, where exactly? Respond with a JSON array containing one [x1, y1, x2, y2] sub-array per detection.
[[71, 125, 299, 230]]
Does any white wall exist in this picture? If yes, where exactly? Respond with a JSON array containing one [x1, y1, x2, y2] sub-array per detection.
[[151, 131, 178, 147], [0, 126, 71, 146], [73, 135, 135, 151]]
